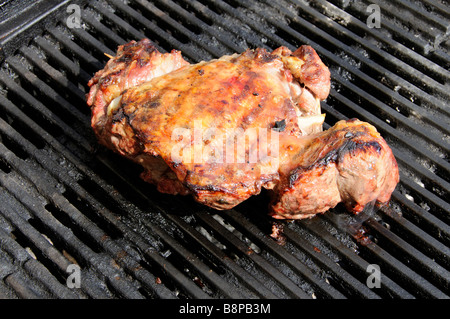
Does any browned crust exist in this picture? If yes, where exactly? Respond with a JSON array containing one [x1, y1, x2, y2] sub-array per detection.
[[87, 40, 398, 220], [270, 119, 399, 219], [87, 38, 189, 140], [292, 45, 331, 100]]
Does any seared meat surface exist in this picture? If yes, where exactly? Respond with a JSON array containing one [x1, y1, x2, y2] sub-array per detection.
[[87, 39, 189, 139], [87, 39, 399, 219], [272, 119, 399, 218]]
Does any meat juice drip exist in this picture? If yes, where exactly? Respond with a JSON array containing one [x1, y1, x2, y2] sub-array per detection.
[[270, 221, 286, 245], [339, 200, 378, 246]]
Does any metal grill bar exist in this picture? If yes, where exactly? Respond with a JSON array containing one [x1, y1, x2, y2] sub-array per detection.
[[164, 214, 280, 298], [0, 93, 207, 298], [364, 0, 448, 52], [207, 209, 350, 299], [323, 213, 448, 298], [0, 0, 449, 299], [240, 0, 450, 141], [316, 0, 449, 84]]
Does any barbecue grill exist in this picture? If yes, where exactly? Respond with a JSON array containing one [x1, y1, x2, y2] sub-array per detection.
[[0, 0, 448, 300]]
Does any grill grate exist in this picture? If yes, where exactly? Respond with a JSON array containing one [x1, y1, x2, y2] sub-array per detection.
[[0, 0, 449, 299]]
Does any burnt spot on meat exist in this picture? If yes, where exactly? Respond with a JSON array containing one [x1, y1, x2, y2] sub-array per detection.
[[272, 119, 286, 132], [117, 52, 134, 63], [231, 83, 251, 103], [255, 48, 278, 63], [111, 107, 127, 123], [288, 138, 383, 189], [333, 139, 382, 166], [288, 169, 301, 188], [343, 140, 382, 156], [185, 181, 223, 193], [144, 43, 158, 54], [149, 101, 160, 108], [111, 104, 137, 131], [321, 148, 340, 167], [142, 99, 160, 109], [117, 40, 157, 63], [100, 69, 123, 87], [261, 53, 277, 63], [198, 69, 205, 75], [137, 58, 147, 67], [121, 41, 135, 51], [367, 141, 382, 153]]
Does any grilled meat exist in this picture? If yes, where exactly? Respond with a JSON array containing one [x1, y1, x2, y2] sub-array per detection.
[[271, 119, 399, 219], [87, 39, 189, 139], [87, 39, 399, 219]]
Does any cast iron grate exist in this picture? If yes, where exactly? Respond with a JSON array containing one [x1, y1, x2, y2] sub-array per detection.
[[0, 0, 448, 299]]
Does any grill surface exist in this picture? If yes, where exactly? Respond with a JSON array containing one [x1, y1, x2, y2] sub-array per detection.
[[0, 0, 449, 299]]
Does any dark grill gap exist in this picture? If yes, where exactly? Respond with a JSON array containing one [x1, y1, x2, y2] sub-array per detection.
[[0, 0, 449, 299]]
